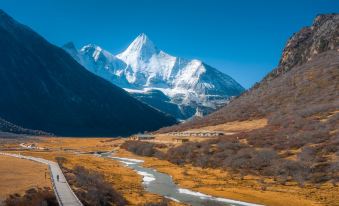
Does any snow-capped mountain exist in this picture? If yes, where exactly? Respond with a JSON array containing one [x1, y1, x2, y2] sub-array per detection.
[[0, 9, 176, 137], [63, 33, 245, 119]]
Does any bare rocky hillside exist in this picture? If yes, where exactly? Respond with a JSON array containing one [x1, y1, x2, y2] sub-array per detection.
[[142, 14, 339, 192], [159, 13, 339, 132]]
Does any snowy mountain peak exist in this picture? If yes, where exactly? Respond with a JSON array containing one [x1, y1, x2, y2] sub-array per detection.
[[130, 33, 157, 52], [79, 44, 123, 63], [81, 44, 104, 61], [117, 33, 159, 61], [63, 34, 245, 120], [80, 44, 102, 53]]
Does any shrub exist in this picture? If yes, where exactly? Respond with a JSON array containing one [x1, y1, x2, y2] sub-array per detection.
[[69, 166, 127, 206], [121, 141, 163, 157], [55, 156, 67, 167], [297, 146, 317, 163], [5, 187, 57, 206], [143, 198, 169, 206]]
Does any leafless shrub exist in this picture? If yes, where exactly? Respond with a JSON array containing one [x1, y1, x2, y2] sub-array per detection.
[[5, 187, 57, 206], [121, 141, 165, 157], [69, 166, 127, 206], [55, 156, 67, 167], [143, 198, 169, 206], [298, 146, 316, 163]]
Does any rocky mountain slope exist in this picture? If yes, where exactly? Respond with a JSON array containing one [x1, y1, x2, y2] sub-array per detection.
[[64, 34, 244, 120], [128, 15, 339, 204], [267, 14, 339, 80], [0, 10, 176, 137], [160, 13, 339, 131]]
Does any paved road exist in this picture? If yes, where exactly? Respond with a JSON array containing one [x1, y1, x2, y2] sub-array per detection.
[[0, 152, 83, 206]]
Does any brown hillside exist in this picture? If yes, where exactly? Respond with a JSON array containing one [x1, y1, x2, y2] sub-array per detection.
[[159, 14, 339, 132], [134, 14, 339, 198]]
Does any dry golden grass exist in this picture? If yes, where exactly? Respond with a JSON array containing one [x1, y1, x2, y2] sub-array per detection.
[[142, 119, 268, 148], [17, 150, 160, 205], [3, 137, 338, 206], [12, 141, 182, 206], [0, 155, 51, 199], [191, 118, 268, 133], [116, 149, 339, 206], [35, 137, 120, 152], [152, 134, 214, 144]]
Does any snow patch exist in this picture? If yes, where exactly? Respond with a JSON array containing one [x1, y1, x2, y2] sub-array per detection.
[[112, 157, 144, 163], [178, 188, 211, 199], [165, 196, 181, 203], [119, 161, 137, 165], [137, 171, 156, 184], [178, 188, 263, 206]]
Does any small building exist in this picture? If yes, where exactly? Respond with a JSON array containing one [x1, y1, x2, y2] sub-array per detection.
[[174, 138, 189, 143], [130, 134, 155, 141], [29, 143, 37, 148], [169, 130, 224, 137]]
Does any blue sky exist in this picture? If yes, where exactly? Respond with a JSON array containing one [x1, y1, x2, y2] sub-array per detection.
[[0, 0, 338, 88]]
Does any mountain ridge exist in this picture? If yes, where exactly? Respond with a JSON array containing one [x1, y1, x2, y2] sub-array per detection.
[[0, 9, 176, 137], [129, 15, 339, 201], [265, 13, 339, 81], [63, 34, 245, 119], [158, 13, 339, 132]]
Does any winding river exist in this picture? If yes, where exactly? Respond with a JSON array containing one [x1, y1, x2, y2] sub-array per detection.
[[99, 153, 263, 206]]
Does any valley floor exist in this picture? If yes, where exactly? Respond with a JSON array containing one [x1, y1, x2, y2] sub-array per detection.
[[0, 136, 338, 206], [0, 155, 51, 199], [116, 149, 337, 206], [0, 138, 181, 206]]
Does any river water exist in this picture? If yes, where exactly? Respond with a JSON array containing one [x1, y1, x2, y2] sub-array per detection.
[[99, 153, 263, 206]]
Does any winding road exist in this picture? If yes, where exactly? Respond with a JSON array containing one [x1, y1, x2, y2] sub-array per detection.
[[0, 152, 82, 206]]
